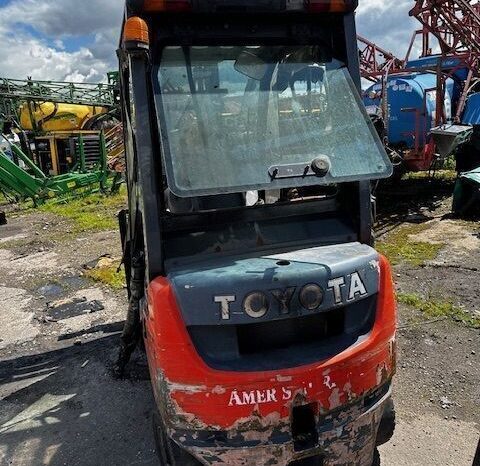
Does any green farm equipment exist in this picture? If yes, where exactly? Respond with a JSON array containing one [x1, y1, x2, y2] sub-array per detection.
[[0, 133, 111, 205], [0, 73, 124, 206]]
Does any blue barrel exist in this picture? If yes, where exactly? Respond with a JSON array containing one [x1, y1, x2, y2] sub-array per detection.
[[363, 73, 454, 149], [462, 92, 480, 125]]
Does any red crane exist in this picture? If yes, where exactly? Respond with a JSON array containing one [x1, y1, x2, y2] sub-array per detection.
[[358, 1, 480, 172], [357, 35, 404, 82], [410, 0, 480, 55], [409, 0, 480, 121]]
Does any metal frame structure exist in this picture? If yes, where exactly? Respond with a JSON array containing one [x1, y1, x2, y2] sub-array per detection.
[[358, 35, 404, 82], [0, 77, 117, 108], [409, 0, 480, 122], [357, 1, 480, 172], [0, 76, 119, 132], [0, 75, 123, 204], [0, 136, 109, 204], [357, 36, 405, 151], [409, 0, 480, 55]]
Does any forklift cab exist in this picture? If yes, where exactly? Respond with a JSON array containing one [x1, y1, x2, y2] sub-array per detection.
[[118, 1, 396, 465]]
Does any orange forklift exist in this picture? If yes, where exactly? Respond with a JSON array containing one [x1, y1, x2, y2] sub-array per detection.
[[116, 1, 397, 465]]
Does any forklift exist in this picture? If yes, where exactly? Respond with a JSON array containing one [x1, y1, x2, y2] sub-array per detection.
[[117, 1, 397, 465]]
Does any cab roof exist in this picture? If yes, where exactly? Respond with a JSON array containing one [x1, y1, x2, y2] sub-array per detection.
[[126, 0, 358, 15]]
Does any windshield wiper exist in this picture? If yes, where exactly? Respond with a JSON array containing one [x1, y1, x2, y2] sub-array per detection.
[[183, 46, 208, 147]]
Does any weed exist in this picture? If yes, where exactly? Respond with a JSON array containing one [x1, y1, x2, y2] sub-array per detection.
[[38, 189, 126, 234], [402, 169, 457, 182], [84, 264, 126, 290], [398, 292, 480, 329], [376, 223, 443, 266]]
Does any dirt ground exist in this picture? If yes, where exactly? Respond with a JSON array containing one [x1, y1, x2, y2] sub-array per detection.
[[0, 180, 479, 466]]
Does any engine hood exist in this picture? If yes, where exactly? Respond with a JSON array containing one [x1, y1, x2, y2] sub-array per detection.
[[166, 242, 380, 326]]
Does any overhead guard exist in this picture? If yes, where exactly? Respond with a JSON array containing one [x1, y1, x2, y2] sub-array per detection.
[[127, 0, 358, 13]]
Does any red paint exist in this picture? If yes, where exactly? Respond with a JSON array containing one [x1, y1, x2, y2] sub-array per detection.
[[404, 139, 437, 172], [144, 255, 396, 429]]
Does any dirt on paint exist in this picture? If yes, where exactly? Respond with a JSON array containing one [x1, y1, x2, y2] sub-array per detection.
[[0, 180, 479, 466]]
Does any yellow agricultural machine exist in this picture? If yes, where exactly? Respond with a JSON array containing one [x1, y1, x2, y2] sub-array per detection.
[[19, 101, 108, 133]]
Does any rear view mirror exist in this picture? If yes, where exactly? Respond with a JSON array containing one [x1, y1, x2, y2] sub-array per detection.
[[234, 50, 268, 81]]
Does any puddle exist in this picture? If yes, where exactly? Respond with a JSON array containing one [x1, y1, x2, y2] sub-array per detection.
[[37, 276, 88, 298], [62, 276, 87, 289], [46, 297, 105, 321], [38, 283, 64, 298]]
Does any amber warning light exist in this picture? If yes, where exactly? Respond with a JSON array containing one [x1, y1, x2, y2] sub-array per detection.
[[123, 16, 150, 45], [132, 0, 357, 13]]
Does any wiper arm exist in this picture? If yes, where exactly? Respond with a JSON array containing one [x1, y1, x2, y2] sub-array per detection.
[[183, 46, 208, 147]]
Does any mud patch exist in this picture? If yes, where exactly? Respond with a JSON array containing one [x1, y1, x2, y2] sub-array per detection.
[[46, 297, 104, 321], [47, 288, 125, 337], [0, 221, 25, 242], [0, 232, 28, 244]]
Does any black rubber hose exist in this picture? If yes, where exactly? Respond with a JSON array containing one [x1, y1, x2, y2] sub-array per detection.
[[113, 251, 145, 378]]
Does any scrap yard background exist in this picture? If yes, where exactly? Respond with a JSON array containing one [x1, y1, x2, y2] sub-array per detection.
[[0, 176, 478, 466], [1, 0, 480, 464]]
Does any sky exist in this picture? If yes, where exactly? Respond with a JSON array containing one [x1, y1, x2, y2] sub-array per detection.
[[0, 0, 421, 83]]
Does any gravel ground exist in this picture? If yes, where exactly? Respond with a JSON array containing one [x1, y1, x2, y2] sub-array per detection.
[[0, 187, 479, 466]]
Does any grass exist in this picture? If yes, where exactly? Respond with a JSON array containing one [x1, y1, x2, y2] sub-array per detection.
[[376, 223, 443, 266], [398, 292, 480, 329], [402, 169, 458, 182], [84, 263, 126, 290], [38, 189, 126, 235]]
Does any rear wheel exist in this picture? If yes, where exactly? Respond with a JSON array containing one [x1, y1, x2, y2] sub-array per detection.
[[376, 398, 396, 446], [371, 448, 381, 466], [152, 410, 202, 466]]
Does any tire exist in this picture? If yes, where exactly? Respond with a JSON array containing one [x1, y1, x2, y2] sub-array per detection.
[[376, 398, 396, 447], [371, 448, 381, 466], [152, 410, 202, 466], [473, 436, 480, 466]]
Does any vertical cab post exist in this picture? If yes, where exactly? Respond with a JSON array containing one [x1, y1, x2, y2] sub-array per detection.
[[122, 14, 164, 280]]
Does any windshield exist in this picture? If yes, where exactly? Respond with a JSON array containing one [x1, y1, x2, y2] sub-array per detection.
[[154, 46, 392, 197]]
